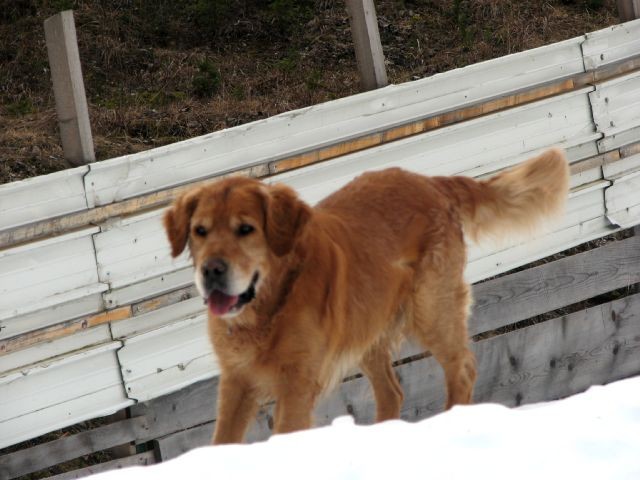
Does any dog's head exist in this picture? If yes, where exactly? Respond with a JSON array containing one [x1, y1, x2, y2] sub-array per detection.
[[164, 177, 311, 319]]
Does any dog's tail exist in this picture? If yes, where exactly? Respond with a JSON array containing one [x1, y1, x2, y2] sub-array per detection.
[[439, 148, 570, 244]]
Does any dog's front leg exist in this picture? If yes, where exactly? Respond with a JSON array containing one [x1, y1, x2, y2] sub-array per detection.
[[272, 367, 320, 435], [212, 376, 258, 445]]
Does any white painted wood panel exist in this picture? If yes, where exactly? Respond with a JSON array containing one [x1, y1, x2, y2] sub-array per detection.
[[590, 69, 640, 151], [1, 324, 112, 372], [0, 384, 132, 450], [271, 89, 596, 206], [0, 228, 101, 320], [582, 18, 640, 70], [0, 342, 131, 449], [466, 217, 615, 283], [0, 166, 88, 230], [83, 38, 584, 206], [93, 210, 190, 289], [604, 169, 640, 227], [118, 315, 218, 402], [103, 266, 194, 308], [0, 286, 105, 340]]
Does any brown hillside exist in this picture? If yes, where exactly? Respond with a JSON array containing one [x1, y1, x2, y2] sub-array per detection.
[[0, 0, 618, 184]]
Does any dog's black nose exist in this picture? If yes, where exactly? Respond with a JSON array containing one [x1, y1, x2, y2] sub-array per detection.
[[202, 258, 228, 284]]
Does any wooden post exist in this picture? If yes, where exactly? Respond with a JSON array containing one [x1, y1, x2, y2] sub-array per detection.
[[345, 0, 388, 91], [617, 0, 640, 21], [44, 10, 95, 166]]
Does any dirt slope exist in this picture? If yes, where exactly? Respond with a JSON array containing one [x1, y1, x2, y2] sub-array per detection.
[[0, 0, 618, 184]]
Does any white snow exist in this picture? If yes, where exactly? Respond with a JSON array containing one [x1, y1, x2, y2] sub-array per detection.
[[92, 376, 640, 480]]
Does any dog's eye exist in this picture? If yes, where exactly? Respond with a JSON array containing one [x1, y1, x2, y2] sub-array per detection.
[[194, 225, 207, 237], [237, 224, 255, 236]]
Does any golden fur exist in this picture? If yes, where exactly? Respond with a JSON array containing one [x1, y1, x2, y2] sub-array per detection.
[[163, 148, 569, 444]]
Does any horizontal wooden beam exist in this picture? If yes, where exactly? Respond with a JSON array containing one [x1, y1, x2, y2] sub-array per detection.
[[1, 56, 639, 252], [0, 416, 149, 479], [47, 451, 155, 480], [470, 233, 640, 336]]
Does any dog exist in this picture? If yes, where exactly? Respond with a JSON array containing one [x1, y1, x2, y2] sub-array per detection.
[[163, 148, 569, 444]]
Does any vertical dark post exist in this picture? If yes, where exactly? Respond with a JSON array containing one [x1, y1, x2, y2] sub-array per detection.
[[345, 0, 388, 91], [44, 10, 95, 166], [617, 0, 640, 21]]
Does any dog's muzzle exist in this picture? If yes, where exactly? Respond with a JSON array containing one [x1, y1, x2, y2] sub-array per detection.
[[205, 271, 259, 317]]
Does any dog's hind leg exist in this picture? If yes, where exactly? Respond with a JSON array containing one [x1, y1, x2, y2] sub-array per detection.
[[360, 344, 404, 422], [408, 275, 476, 410]]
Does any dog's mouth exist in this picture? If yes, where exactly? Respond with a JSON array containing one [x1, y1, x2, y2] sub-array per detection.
[[206, 272, 259, 317]]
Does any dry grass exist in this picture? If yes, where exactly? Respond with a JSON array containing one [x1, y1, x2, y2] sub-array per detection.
[[0, 0, 619, 184]]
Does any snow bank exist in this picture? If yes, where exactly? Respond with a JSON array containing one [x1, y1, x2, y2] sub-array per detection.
[[92, 376, 640, 480]]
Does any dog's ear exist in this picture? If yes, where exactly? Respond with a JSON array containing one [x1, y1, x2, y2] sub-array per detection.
[[164, 189, 200, 257], [264, 184, 311, 257]]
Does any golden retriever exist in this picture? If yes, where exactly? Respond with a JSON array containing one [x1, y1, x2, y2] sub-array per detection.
[[163, 148, 569, 444]]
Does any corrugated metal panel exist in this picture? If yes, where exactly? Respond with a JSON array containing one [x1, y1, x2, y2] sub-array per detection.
[[272, 89, 597, 205], [0, 166, 88, 230], [0, 342, 131, 449], [83, 37, 584, 207], [591, 69, 640, 152], [582, 18, 640, 70], [603, 153, 640, 227], [0, 228, 103, 330], [118, 315, 218, 402]]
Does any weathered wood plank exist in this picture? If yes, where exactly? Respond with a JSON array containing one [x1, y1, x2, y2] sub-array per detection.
[[148, 292, 640, 458], [47, 451, 156, 480], [620, 140, 640, 158], [0, 167, 89, 232], [129, 376, 220, 443], [469, 234, 640, 335], [154, 408, 273, 461], [0, 307, 131, 356], [269, 78, 579, 175], [155, 423, 215, 461], [132, 285, 199, 317], [0, 416, 149, 479], [317, 292, 640, 424]]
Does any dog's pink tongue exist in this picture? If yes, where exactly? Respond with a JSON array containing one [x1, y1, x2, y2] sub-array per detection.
[[207, 291, 239, 316]]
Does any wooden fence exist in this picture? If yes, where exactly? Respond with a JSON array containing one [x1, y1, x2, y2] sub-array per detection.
[[1, 18, 640, 479]]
